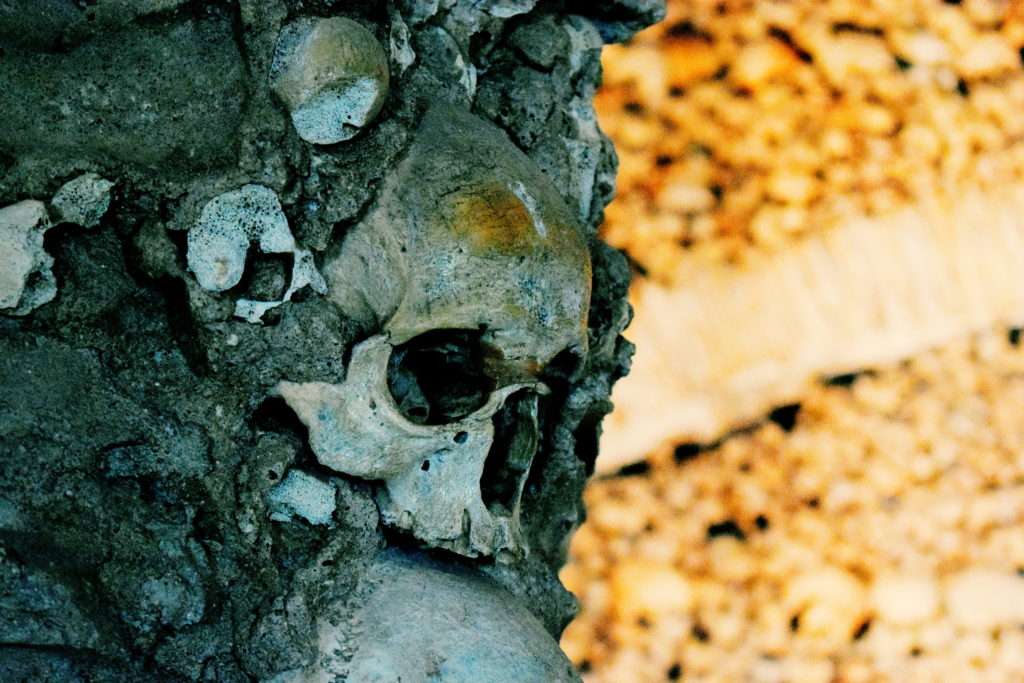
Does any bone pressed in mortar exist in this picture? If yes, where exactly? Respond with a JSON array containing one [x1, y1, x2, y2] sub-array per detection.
[[0, 2, 661, 679]]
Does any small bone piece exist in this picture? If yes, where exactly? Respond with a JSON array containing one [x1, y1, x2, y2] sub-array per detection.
[[267, 470, 336, 526], [270, 17, 390, 145], [186, 184, 326, 322], [0, 200, 56, 316]]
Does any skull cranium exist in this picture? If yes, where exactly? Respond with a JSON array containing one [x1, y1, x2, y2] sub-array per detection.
[[278, 104, 591, 558]]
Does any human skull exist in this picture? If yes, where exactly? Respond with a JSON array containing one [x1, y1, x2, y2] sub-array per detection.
[[269, 549, 581, 682], [278, 104, 592, 558]]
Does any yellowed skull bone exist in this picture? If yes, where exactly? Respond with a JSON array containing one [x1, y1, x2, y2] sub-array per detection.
[[279, 335, 545, 556], [278, 104, 592, 558]]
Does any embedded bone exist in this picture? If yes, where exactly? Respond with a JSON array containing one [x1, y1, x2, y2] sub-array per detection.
[[388, 9, 415, 75], [0, 200, 56, 316], [270, 550, 581, 682], [278, 104, 593, 558], [270, 17, 390, 145], [278, 335, 546, 556], [267, 470, 336, 526], [186, 184, 327, 323]]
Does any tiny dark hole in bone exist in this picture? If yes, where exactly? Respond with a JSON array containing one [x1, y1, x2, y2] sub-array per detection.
[[421, 460, 430, 471], [623, 101, 645, 115], [387, 329, 493, 424], [454, 431, 468, 444], [481, 390, 539, 515], [825, 372, 860, 387], [665, 20, 712, 41]]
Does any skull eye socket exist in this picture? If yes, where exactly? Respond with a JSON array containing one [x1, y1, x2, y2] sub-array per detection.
[[387, 330, 495, 425]]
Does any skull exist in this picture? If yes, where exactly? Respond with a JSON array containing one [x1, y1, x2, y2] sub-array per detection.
[[278, 104, 591, 558], [268, 549, 582, 682]]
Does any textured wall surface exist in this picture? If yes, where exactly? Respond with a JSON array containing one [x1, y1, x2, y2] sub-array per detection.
[[0, 0, 662, 679]]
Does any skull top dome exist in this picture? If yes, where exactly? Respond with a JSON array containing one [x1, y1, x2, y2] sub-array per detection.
[[324, 104, 592, 372]]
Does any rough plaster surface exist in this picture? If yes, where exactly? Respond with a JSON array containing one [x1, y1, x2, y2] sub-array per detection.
[[0, 0, 663, 679]]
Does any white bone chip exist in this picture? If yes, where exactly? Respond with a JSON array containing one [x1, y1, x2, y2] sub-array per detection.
[[186, 184, 326, 323], [0, 200, 56, 316], [267, 470, 336, 526]]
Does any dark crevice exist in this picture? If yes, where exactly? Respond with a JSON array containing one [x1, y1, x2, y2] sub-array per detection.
[[480, 390, 538, 515], [824, 371, 860, 387], [768, 27, 813, 63], [832, 22, 884, 36], [706, 519, 746, 542], [236, 251, 292, 303], [768, 403, 801, 432], [664, 21, 712, 42], [615, 461, 650, 477], [674, 442, 703, 463], [146, 274, 209, 376], [853, 618, 872, 640], [251, 396, 308, 442], [569, 403, 608, 475]]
